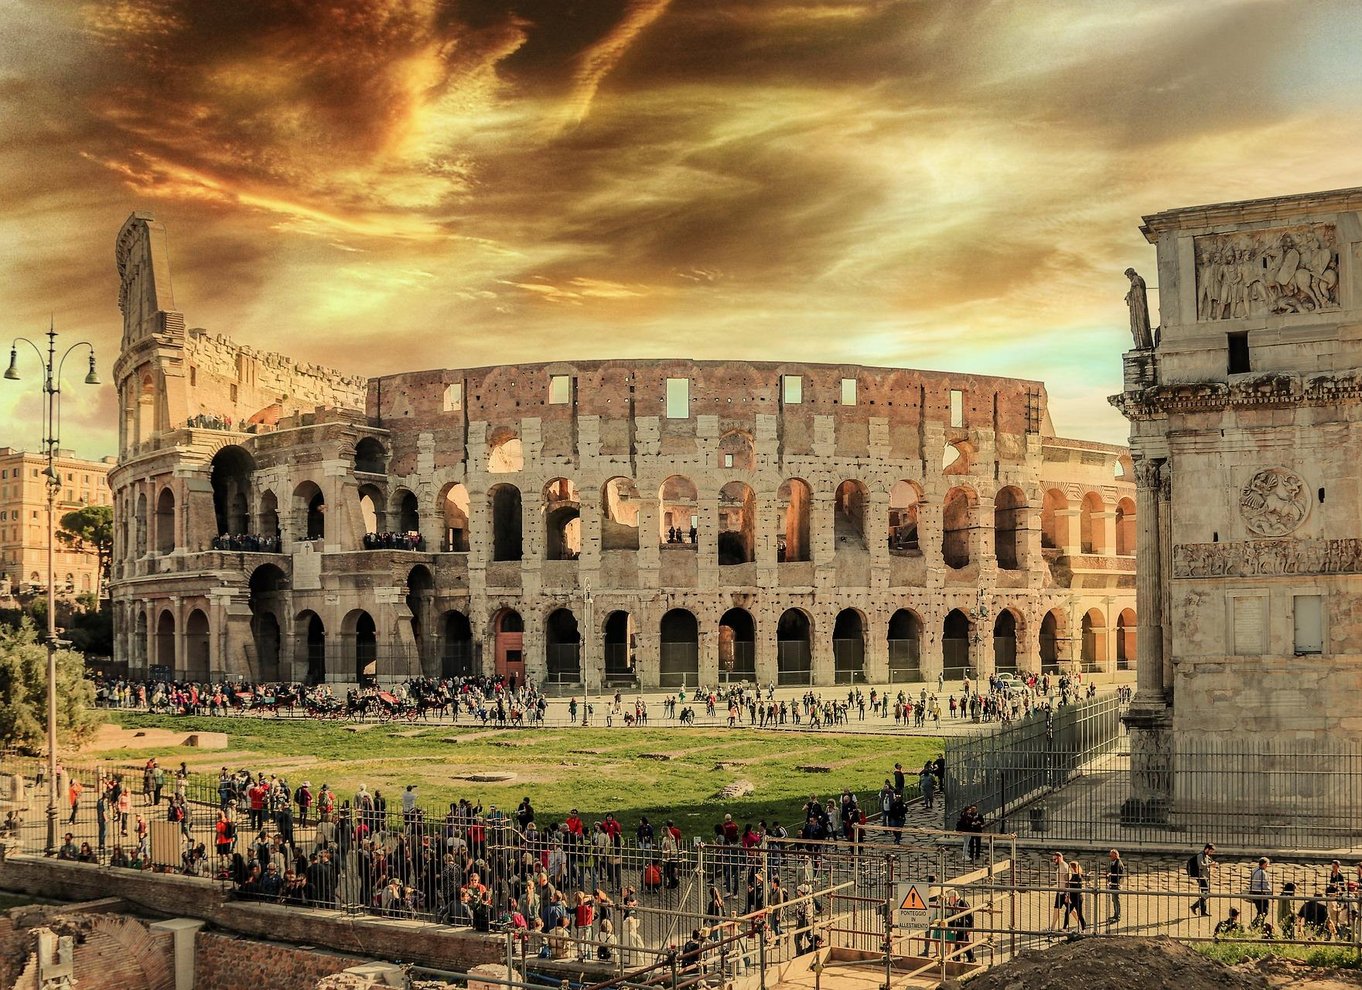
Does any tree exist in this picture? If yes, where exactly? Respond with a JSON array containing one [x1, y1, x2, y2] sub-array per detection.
[[0, 620, 103, 753], [57, 504, 113, 600]]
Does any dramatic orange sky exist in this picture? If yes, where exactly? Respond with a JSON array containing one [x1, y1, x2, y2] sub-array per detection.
[[3, 0, 1361, 458]]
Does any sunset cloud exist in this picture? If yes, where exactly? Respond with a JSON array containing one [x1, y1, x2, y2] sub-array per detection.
[[2, 0, 1362, 458]]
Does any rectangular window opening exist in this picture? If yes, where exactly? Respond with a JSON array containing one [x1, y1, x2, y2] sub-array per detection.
[[548, 375, 572, 405], [724, 453, 734, 468], [1227, 331, 1251, 374], [950, 389, 964, 428], [840, 378, 857, 406], [666, 378, 690, 419], [442, 382, 463, 412], [782, 375, 803, 404]]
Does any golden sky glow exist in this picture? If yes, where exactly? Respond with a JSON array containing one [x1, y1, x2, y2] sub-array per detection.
[[4, 0, 1362, 456]]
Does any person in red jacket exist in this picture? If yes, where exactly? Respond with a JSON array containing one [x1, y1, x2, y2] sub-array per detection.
[[565, 810, 585, 837]]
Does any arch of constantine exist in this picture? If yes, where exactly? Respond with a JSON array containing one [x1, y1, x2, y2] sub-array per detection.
[[109, 213, 1134, 688]]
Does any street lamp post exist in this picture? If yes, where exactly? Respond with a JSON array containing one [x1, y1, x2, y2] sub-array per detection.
[[5, 321, 99, 855]]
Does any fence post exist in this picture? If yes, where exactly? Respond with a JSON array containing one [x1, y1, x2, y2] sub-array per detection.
[[883, 851, 895, 990]]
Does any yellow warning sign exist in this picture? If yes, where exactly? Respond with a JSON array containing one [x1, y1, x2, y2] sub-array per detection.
[[899, 884, 927, 911]]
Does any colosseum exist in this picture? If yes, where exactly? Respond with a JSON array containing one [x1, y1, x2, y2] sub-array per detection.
[[109, 212, 1136, 689]]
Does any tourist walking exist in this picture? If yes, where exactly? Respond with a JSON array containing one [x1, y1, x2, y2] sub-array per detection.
[[1188, 842, 1215, 917], [1105, 849, 1124, 924], [1048, 852, 1069, 931], [1062, 861, 1088, 931], [1248, 856, 1272, 929]]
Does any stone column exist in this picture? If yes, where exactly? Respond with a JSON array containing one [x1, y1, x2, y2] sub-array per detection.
[[1057, 508, 1082, 556], [1122, 458, 1172, 824]]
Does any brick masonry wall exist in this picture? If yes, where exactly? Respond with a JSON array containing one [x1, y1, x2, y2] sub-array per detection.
[[0, 854, 507, 973], [194, 931, 359, 990]]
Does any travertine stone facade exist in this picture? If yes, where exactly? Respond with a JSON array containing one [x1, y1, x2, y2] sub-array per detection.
[[1114, 187, 1362, 788], [109, 212, 1134, 687]]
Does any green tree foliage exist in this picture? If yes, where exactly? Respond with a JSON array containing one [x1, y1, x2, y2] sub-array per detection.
[[0, 620, 103, 752], [56, 504, 113, 600]]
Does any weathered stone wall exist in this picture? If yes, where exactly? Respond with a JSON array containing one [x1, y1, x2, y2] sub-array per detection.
[[194, 930, 361, 990]]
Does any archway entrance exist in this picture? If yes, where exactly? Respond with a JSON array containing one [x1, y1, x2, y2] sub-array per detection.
[[545, 608, 581, 684], [298, 612, 326, 684], [776, 609, 812, 685], [604, 611, 634, 684], [493, 609, 524, 681], [442, 611, 474, 678], [832, 609, 865, 684], [1040, 610, 1065, 673], [718, 608, 756, 683], [185, 610, 210, 681], [1117, 608, 1136, 671], [1081, 609, 1107, 672], [659, 609, 700, 688], [942, 609, 972, 681], [248, 564, 286, 682], [210, 445, 255, 536], [993, 610, 1018, 673], [887, 609, 922, 682], [156, 610, 175, 677], [354, 612, 377, 684]]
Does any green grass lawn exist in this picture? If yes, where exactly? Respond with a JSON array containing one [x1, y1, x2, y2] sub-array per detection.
[[97, 713, 942, 832]]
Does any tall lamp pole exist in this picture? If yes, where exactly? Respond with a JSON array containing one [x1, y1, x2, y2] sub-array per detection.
[[5, 321, 99, 854]]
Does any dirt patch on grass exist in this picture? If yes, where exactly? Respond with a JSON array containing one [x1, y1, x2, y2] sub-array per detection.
[[1242, 957, 1362, 990]]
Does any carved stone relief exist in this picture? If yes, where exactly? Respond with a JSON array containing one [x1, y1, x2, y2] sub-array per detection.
[[1195, 224, 1340, 321], [1174, 538, 1362, 578], [1239, 466, 1308, 537]]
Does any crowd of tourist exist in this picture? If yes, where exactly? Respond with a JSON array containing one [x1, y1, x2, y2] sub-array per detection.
[[362, 531, 425, 551], [210, 533, 284, 552]]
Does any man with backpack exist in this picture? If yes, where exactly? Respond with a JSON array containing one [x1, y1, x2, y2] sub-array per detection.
[[1188, 843, 1215, 917]]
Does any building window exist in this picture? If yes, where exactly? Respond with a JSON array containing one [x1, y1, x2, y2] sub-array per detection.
[[1294, 594, 1323, 655], [189, 367, 197, 387], [443, 383, 463, 412], [724, 453, 734, 468], [548, 375, 572, 405], [782, 375, 803, 404], [230, 384, 238, 402], [666, 378, 690, 419], [950, 389, 964, 428], [840, 378, 857, 405], [1228, 331, 1251, 374]]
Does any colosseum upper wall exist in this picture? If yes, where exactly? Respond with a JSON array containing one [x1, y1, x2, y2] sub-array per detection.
[[107, 212, 1136, 690]]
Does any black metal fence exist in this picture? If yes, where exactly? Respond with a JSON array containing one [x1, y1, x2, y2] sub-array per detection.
[[943, 694, 1126, 832]]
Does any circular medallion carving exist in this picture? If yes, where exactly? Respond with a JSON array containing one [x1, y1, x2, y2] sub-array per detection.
[[1239, 466, 1309, 537]]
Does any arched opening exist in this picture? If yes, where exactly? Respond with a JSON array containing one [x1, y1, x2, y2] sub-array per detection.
[[942, 608, 972, 681], [350, 611, 378, 684], [394, 489, 420, 535], [297, 611, 326, 684], [248, 564, 286, 682], [1080, 492, 1106, 554], [1115, 454, 1133, 480], [942, 487, 974, 569], [777, 478, 812, 562], [487, 432, 524, 474], [1041, 489, 1070, 551], [80, 573, 91, 593], [1117, 608, 1136, 670], [718, 481, 756, 565], [442, 484, 471, 552], [993, 609, 1019, 673], [155, 488, 176, 554], [1040, 609, 1066, 674], [604, 611, 634, 683], [834, 480, 868, 552], [185, 609, 210, 681], [776, 609, 812, 685], [489, 485, 523, 561], [354, 438, 387, 475], [888, 481, 921, 555], [441, 611, 474, 678], [942, 441, 970, 475], [1115, 498, 1136, 556], [358, 484, 384, 536], [155, 610, 175, 675], [993, 487, 1026, 570], [659, 475, 698, 545], [294, 481, 325, 541], [492, 608, 524, 680], [659, 608, 700, 688], [210, 445, 255, 536], [887, 609, 922, 682], [258, 491, 280, 542], [545, 608, 581, 684], [832, 608, 865, 684], [718, 608, 756, 683], [543, 478, 581, 560], [601, 478, 641, 551], [406, 565, 435, 673], [1081, 608, 1107, 672], [718, 430, 756, 472], [135, 492, 148, 556]]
